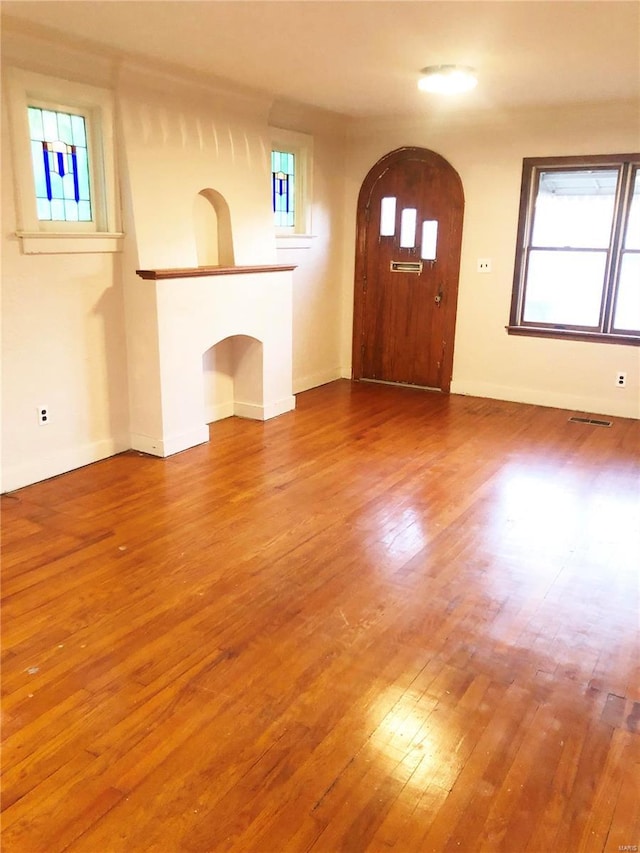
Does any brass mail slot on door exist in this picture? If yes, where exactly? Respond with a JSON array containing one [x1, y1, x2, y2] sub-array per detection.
[[390, 260, 423, 273]]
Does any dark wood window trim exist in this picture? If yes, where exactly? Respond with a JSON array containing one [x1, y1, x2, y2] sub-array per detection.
[[506, 325, 640, 346], [509, 153, 640, 346]]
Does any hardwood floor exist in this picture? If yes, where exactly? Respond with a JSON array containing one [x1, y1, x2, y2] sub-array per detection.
[[2, 380, 639, 852]]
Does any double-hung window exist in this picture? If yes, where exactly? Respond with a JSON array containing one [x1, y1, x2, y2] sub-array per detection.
[[509, 154, 639, 345]]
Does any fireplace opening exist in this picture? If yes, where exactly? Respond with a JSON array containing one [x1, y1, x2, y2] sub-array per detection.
[[202, 335, 264, 423]]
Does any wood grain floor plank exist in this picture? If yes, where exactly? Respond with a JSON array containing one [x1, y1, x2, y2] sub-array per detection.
[[2, 380, 638, 852]]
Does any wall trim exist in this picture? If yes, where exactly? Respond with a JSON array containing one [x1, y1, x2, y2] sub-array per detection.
[[1, 436, 129, 493], [205, 401, 235, 424], [234, 396, 296, 421], [293, 367, 344, 394], [131, 425, 209, 457], [17, 232, 124, 254], [450, 379, 640, 420]]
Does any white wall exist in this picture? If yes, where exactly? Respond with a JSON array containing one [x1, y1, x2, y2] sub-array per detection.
[[270, 100, 348, 393], [1, 27, 131, 492], [118, 64, 277, 270], [1, 22, 349, 491], [342, 101, 640, 419], [2, 19, 638, 493]]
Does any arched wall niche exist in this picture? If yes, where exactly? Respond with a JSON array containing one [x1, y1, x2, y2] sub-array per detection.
[[202, 334, 264, 423], [194, 188, 235, 266]]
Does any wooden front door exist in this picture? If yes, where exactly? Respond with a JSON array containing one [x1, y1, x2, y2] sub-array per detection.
[[352, 147, 465, 391]]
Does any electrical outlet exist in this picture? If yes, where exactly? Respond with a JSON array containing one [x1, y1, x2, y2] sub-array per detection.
[[37, 406, 49, 425], [477, 258, 492, 273], [615, 372, 627, 388]]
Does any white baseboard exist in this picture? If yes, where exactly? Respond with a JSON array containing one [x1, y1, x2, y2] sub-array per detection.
[[1, 436, 129, 493], [450, 379, 640, 420], [234, 395, 296, 421], [263, 395, 296, 419], [131, 425, 209, 457], [204, 400, 235, 424], [293, 367, 344, 394]]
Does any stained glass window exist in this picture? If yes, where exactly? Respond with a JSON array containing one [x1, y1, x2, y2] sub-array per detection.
[[272, 150, 295, 228], [28, 106, 92, 222]]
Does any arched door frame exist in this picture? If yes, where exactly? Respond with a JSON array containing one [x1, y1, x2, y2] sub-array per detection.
[[351, 146, 464, 391]]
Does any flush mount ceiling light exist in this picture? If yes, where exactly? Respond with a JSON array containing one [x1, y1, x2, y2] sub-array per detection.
[[418, 65, 478, 95]]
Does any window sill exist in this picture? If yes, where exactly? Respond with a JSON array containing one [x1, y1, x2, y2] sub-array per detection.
[[506, 325, 640, 346], [17, 231, 124, 255], [276, 234, 316, 250]]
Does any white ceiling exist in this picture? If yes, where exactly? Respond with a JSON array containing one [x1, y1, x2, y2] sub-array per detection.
[[2, 0, 639, 118]]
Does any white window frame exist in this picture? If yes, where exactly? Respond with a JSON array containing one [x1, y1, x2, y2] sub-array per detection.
[[270, 127, 314, 249], [6, 67, 123, 254]]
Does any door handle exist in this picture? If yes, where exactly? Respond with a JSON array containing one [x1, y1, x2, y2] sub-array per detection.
[[434, 290, 443, 305]]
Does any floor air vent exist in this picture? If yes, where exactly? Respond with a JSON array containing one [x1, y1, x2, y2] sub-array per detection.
[[569, 416, 613, 427]]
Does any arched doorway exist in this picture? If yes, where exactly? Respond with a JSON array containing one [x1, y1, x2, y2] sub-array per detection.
[[352, 147, 465, 391]]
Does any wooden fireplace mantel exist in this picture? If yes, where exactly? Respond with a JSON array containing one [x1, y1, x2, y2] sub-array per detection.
[[136, 264, 296, 280]]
